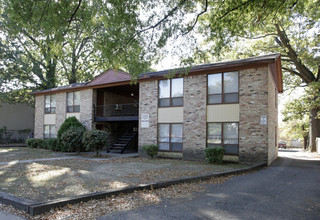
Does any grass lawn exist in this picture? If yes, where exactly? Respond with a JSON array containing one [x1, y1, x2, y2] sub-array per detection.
[[0, 147, 249, 202]]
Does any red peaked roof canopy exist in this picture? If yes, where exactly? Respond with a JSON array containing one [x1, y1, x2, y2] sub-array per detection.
[[86, 69, 131, 87]]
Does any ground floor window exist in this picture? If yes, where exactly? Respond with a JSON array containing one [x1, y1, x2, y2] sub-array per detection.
[[207, 122, 239, 155], [158, 123, 183, 151], [44, 125, 56, 139]]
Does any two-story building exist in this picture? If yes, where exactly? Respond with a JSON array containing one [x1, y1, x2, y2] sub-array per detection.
[[32, 54, 282, 164]]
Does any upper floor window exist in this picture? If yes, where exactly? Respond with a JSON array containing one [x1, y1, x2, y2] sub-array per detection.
[[159, 78, 183, 107], [208, 71, 239, 104], [67, 91, 80, 112], [44, 124, 56, 139], [45, 95, 56, 114]]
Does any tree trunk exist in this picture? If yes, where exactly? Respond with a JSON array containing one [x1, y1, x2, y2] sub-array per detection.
[[308, 108, 320, 152], [303, 135, 308, 150]]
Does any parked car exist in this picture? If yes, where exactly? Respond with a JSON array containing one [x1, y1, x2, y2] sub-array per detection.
[[278, 140, 287, 149]]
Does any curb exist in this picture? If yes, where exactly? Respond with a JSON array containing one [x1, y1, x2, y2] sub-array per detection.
[[0, 163, 267, 216]]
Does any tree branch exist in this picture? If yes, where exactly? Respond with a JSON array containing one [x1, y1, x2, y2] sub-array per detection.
[[282, 67, 309, 82], [123, 0, 188, 49], [67, 0, 82, 26], [219, 0, 255, 19], [182, 0, 208, 36], [275, 23, 315, 83], [240, 33, 277, 39]]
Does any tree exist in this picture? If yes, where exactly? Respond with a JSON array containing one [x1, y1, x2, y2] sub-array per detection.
[[0, 0, 151, 103], [282, 95, 310, 149], [134, 0, 319, 151]]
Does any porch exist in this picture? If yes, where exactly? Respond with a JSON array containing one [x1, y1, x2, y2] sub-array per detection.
[[93, 103, 139, 122]]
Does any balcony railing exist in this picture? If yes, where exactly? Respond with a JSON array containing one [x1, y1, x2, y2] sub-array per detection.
[[94, 103, 139, 118]]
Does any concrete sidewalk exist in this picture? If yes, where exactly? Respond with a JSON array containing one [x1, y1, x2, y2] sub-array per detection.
[[0, 205, 24, 220]]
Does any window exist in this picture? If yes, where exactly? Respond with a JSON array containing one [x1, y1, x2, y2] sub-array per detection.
[[207, 122, 239, 155], [208, 71, 239, 104], [158, 124, 183, 151], [67, 91, 80, 112], [45, 95, 56, 114], [159, 78, 183, 107], [44, 125, 56, 138]]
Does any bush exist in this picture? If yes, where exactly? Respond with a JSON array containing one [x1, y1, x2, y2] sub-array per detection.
[[142, 145, 158, 158], [82, 130, 110, 157], [61, 127, 86, 153], [44, 138, 59, 151], [57, 116, 85, 141], [204, 147, 225, 164], [26, 138, 44, 148]]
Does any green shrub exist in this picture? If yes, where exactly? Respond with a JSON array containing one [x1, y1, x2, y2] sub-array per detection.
[[26, 138, 44, 148], [204, 147, 225, 164], [142, 145, 158, 158], [57, 116, 85, 141], [44, 138, 59, 151], [61, 127, 85, 153], [82, 130, 110, 157]]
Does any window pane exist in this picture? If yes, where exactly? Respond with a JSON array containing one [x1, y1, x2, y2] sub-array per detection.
[[67, 92, 73, 106], [67, 106, 73, 112], [171, 143, 183, 151], [51, 95, 56, 108], [159, 98, 170, 107], [224, 71, 238, 93], [159, 79, 170, 98], [44, 125, 50, 138], [45, 96, 51, 108], [208, 94, 222, 104], [224, 145, 239, 154], [223, 123, 238, 144], [159, 143, 170, 151], [208, 73, 222, 94], [50, 125, 56, 138], [224, 93, 239, 103], [208, 123, 221, 144], [171, 124, 182, 143], [172, 97, 183, 106], [74, 105, 80, 112], [171, 78, 183, 97], [159, 124, 169, 142], [207, 144, 223, 149], [74, 91, 80, 105]]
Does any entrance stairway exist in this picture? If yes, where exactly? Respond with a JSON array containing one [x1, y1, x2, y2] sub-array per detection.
[[107, 126, 138, 154]]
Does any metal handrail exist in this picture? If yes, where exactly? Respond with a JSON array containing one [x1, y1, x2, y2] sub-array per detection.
[[94, 103, 139, 117]]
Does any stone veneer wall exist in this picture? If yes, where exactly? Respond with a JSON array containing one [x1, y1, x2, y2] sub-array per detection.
[[80, 89, 93, 130], [138, 81, 158, 156], [183, 74, 207, 161], [34, 95, 44, 139], [239, 67, 269, 164], [56, 93, 66, 131], [267, 68, 278, 164]]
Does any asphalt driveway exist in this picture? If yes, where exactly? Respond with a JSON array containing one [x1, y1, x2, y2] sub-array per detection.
[[99, 149, 320, 220]]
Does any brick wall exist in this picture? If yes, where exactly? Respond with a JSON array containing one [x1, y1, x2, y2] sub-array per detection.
[[183, 74, 207, 161], [56, 93, 66, 131], [267, 68, 278, 164], [34, 95, 44, 139], [80, 89, 93, 130], [239, 67, 269, 164], [138, 81, 158, 156]]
